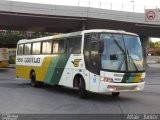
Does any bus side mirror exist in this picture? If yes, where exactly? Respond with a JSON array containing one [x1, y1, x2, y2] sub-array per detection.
[[99, 40, 104, 54]]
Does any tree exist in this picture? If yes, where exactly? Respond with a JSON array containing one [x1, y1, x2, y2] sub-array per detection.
[[149, 41, 160, 48]]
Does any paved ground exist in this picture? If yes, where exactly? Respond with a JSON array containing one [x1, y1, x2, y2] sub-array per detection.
[[0, 64, 160, 119], [147, 56, 160, 64]]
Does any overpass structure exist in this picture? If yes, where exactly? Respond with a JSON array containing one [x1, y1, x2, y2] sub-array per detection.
[[1, 0, 160, 62]]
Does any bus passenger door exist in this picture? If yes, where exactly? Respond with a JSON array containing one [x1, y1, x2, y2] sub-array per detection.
[[89, 42, 100, 92]]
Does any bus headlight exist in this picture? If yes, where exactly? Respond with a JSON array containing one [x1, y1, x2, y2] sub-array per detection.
[[100, 77, 113, 83]]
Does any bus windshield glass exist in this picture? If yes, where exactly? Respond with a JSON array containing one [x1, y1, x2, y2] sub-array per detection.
[[100, 33, 144, 72]]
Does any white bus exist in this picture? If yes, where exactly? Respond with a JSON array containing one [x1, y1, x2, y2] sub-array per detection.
[[16, 29, 145, 98], [0, 48, 9, 67]]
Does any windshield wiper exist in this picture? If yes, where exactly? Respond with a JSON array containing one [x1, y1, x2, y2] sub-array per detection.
[[117, 55, 125, 70], [127, 50, 138, 71], [112, 38, 125, 53], [112, 38, 126, 71]]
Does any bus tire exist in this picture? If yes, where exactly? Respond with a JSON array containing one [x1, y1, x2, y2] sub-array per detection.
[[30, 71, 42, 87], [112, 92, 120, 97], [78, 77, 87, 98]]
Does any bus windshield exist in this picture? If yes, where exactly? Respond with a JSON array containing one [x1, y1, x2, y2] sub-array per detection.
[[100, 33, 145, 72]]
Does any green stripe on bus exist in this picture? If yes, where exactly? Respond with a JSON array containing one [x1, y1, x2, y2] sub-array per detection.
[[44, 54, 70, 84], [121, 73, 131, 83], [127, 73, 136, 83], [121, 73, 137, 83], [44, 56, 60, 84], [50, 54, 70, 84]]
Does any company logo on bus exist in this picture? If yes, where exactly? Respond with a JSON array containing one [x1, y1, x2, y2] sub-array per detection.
[[72, 59, 81, 67]]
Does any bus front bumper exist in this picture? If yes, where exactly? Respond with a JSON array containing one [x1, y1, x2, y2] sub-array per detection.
[[99, 81, 145, 93]]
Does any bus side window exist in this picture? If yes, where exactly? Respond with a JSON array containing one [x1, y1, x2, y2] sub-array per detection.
[[24, 43, 31, 55], [67, 38, 74, 54], [58, 39, 65, 53], [53, 40, 59, 54], [32, 42, 41, 55], [17, 44, 24, 55], [42, 41, 52, 54], [73, 36, 82, 54]]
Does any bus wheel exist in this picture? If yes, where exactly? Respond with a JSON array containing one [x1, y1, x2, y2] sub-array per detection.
[[78, 77, 87, 98], [112, 92, 120, 97], [30, 71, 40, 87]]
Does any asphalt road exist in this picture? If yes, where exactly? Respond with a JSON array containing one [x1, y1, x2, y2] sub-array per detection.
[[0, 65, 160, 119]]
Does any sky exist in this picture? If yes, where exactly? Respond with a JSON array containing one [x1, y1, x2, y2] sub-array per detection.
[[9, 0, 160, 13]]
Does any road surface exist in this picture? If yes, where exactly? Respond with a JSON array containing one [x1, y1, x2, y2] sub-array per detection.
[[0, 64, 160, 119]]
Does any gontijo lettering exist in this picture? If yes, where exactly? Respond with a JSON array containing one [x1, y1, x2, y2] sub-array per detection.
[[24, 58, 40, 63], [17, 58, 40, 63]]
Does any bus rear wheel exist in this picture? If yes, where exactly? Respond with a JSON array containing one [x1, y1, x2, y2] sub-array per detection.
[[30, 71, 43, 87], [112, 92, 120, 97], [30, 71, 37, 87], [78, 77, 87, 98]]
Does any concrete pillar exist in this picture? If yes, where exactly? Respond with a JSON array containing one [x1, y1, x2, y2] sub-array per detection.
[[139, 35, 149, 65], [81, 22, 86, 30], [75, 21, 86, 31]]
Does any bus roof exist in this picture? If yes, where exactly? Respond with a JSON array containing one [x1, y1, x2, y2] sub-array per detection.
[[17, 29, 138, 44], [82, 29, 138, 36]]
